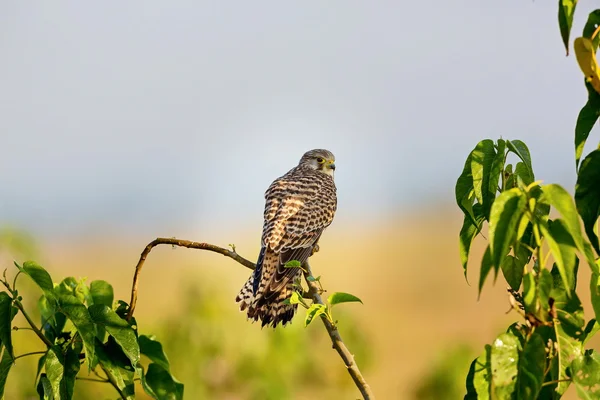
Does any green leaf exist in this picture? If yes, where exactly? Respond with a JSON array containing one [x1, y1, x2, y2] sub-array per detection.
[[516, 332, 545, 400], [488, 188, 527, 269], [88, 304, 140, 367], [522, 272, 537, 315], [0, 293, 15, 359], [0, 347, 14, 398], [55, 277, 93, 306], [137, 364, 159, 399], [553, 290, 585, 395], [89, 281, 114, 342], [514, 162, 534, 187], [575, 97, 600, 168], [90, 280, 114, 308], [538, 269, 554, 321], [478, 246, 494, 297], [540, 219, 577, 294], [304, 304, 327, 327], [284, 260, 301, 268], [489, 139, 506, 194], [558, 0, 577, 55], [575, 150, 600, 254], [521, 269, 554, 323], [286, 292, 302, 305], [591, 273, 600, 322], [144, 363, 184, 400], [542, 183, 598, 272], [139, 335, 171, 373], [516, 221, 535, 265], [584, 319, 600, 345], [36, 374, 52, 400], [507, 140, 534, 181], [464, 345, 492, 400], [94, 340, 135, 399], [500, 255, 524, 291], [571, 350, 600, 399], [470, 139, 497, 218], [459, 205, 485, 279], [456, 153, 477, 225], [35, 352, 47, 387], [45, 346, 80, 400], [327, 292, 363, 306], [583, 10, 600, 52], [56, 293, 96, 367], [490, 332, 520, 398], [22, 261, 54, 298], [38, 294, 66, 344]]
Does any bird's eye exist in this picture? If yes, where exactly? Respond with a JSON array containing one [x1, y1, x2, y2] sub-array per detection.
[[316, 157, 325, 164]]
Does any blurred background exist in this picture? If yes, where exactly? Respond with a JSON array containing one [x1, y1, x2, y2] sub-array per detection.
[[1, 1, 599, 399]]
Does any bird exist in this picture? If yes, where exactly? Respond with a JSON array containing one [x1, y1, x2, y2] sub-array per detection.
[[235, 149, 337, 328]]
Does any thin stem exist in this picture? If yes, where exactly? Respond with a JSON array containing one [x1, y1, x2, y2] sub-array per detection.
[[303, 261, 375, 400], [592, 24, 600, 42], [12, 326, 34, 331], [0, 279, 13, 296], [101, 365, 127, 400], [501, 149, 509, 192], [14, 351, 46, 361], [92, 369, 107, 381], [0, 274, 53, 349], [13, 300, 53, 348], [541, 378, 571, 387], [532, 223, 543, 273], [76, 377, 109, 383], [12, 271, 21, 292], [127, 238, 375, 399]]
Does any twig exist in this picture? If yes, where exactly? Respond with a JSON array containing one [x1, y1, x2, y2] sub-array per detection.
[[0, 277, 53, 348], [541, 378, 571, 387], [303, 261, 375, 400], [101, 365, 127, 400], [125, 238, 254, 320], [14, 351, 46, 361], [76, 376, 109, 382], [13, 300, 53, 348], [592, 24, 600, 42], [12, 271, 21, 292], [127, 238, 375, 399], [12, 326, 34, 331]]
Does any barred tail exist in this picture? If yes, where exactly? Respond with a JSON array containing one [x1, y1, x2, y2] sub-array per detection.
[[235, 272, 300, 328]]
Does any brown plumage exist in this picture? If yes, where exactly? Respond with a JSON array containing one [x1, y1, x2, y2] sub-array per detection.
[[235, 149, 337, 327]]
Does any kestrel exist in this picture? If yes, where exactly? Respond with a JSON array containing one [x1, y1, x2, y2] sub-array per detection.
[[235, 149, 337, 328]]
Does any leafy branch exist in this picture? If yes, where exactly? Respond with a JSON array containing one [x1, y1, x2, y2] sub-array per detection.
[[0, 260, 184, 400], [125, 237, 375, 399], [455, 6, 600, 394]]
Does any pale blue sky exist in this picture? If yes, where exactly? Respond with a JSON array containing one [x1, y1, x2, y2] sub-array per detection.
[[1, 1, 597, 236]]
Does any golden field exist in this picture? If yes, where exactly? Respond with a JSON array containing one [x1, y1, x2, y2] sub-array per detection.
[[1, 209, 596, 399]]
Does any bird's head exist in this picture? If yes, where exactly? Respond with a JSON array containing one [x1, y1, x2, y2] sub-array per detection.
[[299, 149, 336, 176]]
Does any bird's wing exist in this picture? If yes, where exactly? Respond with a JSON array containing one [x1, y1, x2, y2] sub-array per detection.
[[257, 174, 336, 301]]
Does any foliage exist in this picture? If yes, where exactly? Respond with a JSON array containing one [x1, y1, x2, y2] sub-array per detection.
[[151, 284, 371, 399], [456, 4, 600, 398], [284, 271, 363, 328], [0, 261, 182, 400]]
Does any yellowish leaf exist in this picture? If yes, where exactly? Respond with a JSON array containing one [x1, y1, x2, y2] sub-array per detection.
[[574, 37, 600, 94]]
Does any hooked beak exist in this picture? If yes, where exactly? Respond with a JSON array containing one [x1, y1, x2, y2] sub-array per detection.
[[328, 161, 336, 170]]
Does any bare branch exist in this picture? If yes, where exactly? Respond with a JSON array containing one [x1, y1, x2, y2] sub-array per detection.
[[302, 261, 375, 400], [126, 237, 374, 399], [126, 238, 254, 320]]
